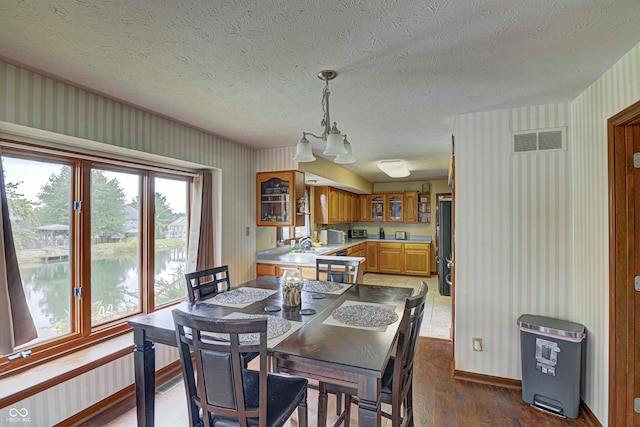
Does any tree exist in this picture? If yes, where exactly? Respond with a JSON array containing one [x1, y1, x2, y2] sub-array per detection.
[[5, 181, 40, 249], [36, 167, 72, 226], [130, 192, 177, 238], [36, 168, 128, 238]]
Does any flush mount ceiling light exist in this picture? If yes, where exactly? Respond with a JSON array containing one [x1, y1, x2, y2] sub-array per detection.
[[377, 160, 410, 178], [293, 70, 355, 164]]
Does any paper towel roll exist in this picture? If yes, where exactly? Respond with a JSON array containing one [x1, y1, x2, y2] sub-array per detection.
[[320, 230, 328, 245]]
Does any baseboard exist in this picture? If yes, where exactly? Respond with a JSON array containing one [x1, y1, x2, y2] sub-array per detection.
[[453, 369, 521, 390], [55, 360, 183, 427], [453, 369, 602, 426]]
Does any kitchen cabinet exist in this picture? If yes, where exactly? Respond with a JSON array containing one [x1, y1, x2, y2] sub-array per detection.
[[370, 194, 386, 221], [403, 243, 431, 275], [404, 191, 418, 223], [366, 241, 379, 272], [315, 186, 361, 224], [417, 192, 431, 223], [386, 193, 404, 222], [359, 194, 370, 222], [256, 263, 316, 279], [378, 242, 404, 274], [347, 242, 367, 273], [257, 170, 305, 227]]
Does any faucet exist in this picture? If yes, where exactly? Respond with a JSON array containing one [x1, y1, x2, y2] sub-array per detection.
[[298, 237, 312, 251]]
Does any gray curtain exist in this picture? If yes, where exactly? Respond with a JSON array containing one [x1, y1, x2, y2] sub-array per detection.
[[0, 154, 37, 355]]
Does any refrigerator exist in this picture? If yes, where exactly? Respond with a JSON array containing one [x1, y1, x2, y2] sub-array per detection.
[[438, 199, 452, 296]]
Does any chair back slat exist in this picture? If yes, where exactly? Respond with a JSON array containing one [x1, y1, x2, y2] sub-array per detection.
[[184, 265, 231, 302], [315, 256, 362, 284], [173, 310, 268, 426]]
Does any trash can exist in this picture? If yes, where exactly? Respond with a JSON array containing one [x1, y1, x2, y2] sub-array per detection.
[[517, 314, 586, 418]]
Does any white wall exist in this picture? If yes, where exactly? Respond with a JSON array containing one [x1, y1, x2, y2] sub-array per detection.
[[455, 103, 573, 377], [571, 42, 640, 422], [454, 41, 640, 424]]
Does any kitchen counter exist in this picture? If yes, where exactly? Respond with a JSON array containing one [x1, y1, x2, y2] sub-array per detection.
[[256, 237, 431, 267]]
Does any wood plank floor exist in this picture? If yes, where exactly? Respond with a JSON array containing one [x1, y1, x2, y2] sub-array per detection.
[[87, 338, 596, 426]]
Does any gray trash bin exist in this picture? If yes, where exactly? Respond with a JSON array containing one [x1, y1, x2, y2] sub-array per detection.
[[517, 314, 586, 418]]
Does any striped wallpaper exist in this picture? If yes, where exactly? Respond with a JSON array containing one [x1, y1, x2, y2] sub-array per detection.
[[0, 60, 257, 425], [455, 41, 640, 424]]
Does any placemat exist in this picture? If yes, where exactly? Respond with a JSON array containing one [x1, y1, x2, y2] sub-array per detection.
[[203, 312, 303, 348], [323, 300, 399, 332], [302, 280, 349, 295], [205, 287, 278, 308]]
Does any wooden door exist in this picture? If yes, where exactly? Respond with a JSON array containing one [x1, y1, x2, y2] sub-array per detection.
[[608, 100, 640, 426], [404, 191, 418, 222]]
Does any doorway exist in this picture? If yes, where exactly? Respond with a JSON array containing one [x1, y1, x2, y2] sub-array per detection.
[[608, 99, 640, 425]]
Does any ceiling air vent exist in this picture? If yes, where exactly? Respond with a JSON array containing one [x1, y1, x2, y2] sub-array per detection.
[[512, 128, 565, 153]]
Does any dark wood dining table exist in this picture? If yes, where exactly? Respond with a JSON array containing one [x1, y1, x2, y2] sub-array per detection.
[[127, 276, 413, 427]]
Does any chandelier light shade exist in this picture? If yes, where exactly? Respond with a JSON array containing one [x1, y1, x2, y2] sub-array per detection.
[[294, 70, 355, 163], [334, 136, 356, 164], [293, 134, 316, 162], [377, 160, 410, 178]]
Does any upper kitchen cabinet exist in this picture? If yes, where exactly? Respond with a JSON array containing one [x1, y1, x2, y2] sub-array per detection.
[[315, 186, 356, 224], [386, 193, 404, 222], [257, 170, 305, 227], [404, 191, 418, 223], [417, 191, 431, 223], [370, 194, 385, 221], [359, 194, 370, 222]]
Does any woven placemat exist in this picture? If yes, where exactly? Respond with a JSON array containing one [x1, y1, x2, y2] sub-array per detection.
[[302, 280, 343, 293], [210, 288, 271, 305], [205, 314, 291, 343], [331, 304, 399, 328]]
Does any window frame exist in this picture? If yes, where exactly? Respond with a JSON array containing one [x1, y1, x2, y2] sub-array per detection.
[[0, 141, 195, 377]]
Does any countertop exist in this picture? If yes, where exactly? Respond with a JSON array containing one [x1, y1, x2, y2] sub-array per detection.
[[256, 237, 431, 267]]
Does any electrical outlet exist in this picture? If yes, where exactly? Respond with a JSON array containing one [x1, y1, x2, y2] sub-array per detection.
[[245, 226, 250, 237], [472, 337, 483, 352]]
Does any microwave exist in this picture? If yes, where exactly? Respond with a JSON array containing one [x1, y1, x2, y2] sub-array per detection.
[[348, 229, 368, 239]]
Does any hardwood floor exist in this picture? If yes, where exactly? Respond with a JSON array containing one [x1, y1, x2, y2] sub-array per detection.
[[87, 338, 596, 426]]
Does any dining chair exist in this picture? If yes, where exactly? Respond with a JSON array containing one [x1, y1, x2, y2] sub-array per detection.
[[172, 309, 309, 427], [315, 256, 362, 285], [184, 265, 231, 302], [318, 282, 428, 427]]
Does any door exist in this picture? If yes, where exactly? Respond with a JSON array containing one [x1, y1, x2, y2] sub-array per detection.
[[437, 199, 452, 296], [609, 101, 640, 426]]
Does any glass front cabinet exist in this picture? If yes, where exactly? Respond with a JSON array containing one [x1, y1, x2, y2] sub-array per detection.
[[257, 170, 305, 227], [386, 193, 404, 222], [370, 195, 385, 221]]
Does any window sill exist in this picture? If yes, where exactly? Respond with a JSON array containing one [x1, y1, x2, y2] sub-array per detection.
[[0, 333, 134, 408]]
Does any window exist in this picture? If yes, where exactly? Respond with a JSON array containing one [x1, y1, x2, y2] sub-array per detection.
[[1, 144, 194, 373]]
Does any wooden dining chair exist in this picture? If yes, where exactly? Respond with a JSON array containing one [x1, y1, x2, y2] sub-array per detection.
[[315, 256, 362, 285], [318, 282, 428, 427], [184, 265, 231, 302], [172, 309, 309, 427]]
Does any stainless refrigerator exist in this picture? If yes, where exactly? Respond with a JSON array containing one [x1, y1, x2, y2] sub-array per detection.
[[437, 199, 452, 296]]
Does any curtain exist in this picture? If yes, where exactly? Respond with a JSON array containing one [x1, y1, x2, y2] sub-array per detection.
[[0, 153, 37, 355], [186, 171, 218, 273]]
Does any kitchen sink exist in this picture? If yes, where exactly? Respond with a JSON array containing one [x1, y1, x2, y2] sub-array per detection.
[[294, 247, 327, 254]]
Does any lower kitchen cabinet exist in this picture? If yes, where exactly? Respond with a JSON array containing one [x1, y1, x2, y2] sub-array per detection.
[[366, 242, 378, 272], [403, 243, 431, 275], [378, 242, 404, 274], [256, 263, 316, 279]]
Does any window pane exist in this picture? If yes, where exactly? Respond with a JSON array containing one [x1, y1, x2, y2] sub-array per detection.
[[3, 156, 72, 345], [154, 177, 188, 305], [91, 169, 141, 325]]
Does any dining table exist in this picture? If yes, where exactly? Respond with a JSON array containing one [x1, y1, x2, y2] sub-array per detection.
[[127, 275, 413, 427]]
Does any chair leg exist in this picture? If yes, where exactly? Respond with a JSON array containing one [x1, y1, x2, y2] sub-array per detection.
[[343, 394, 351, 427]]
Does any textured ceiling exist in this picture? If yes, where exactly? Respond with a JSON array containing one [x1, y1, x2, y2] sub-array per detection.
[[1, 0, 639, 183]]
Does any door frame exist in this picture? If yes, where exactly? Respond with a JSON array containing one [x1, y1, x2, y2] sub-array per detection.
[[608, 99, 640, 425]]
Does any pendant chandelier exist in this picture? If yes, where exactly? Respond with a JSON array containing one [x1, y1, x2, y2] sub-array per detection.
[[293, 70, 356, 164]]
